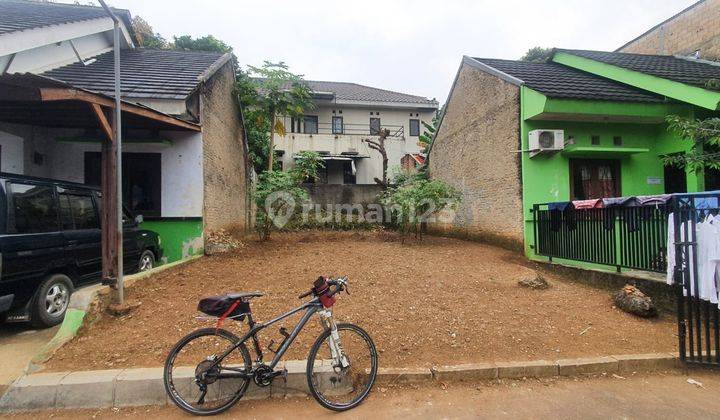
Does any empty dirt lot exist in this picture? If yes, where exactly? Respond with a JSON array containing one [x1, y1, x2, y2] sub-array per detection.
[[46, 231, 677, 371]]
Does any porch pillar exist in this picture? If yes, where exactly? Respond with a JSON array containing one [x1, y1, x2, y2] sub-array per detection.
[[90, 104, 119, 285]]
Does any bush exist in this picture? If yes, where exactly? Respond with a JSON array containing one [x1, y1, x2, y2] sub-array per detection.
[[380, 177, 461, 241], [253, 151, 324, 240]]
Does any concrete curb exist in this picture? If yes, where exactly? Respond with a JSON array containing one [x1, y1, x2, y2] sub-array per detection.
[[0, 353, 682, 412], [27, 255, 203, 371]]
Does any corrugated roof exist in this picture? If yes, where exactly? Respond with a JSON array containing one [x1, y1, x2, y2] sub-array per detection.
[[42, 48, 228, 100], [558, 49, 720, 89], [0, 0, 129, 35], [285, 79, 437, 107], [471, 57, 667, 103]]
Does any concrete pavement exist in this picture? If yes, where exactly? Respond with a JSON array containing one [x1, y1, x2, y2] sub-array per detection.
[[5, 370, 720, 419], [0, 324, 58, 393]]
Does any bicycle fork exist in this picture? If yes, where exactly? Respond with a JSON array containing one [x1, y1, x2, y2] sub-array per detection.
[[319, 309, 349, 369]]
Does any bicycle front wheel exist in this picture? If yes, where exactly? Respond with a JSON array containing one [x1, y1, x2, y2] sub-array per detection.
[[306, 323, 378, 411], [164, 328, 251, 416]]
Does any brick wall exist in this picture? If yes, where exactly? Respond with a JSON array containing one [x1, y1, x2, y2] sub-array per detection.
[[619, 0, 720, 60], [200, 62, 250, 237], [428, 62, 524, 250]]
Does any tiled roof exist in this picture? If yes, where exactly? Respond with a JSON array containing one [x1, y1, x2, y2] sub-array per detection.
[[304, 80, 437, 107], [0, 0, 129, 35], [558, 49, 720, 89], [472, 58, 667, 103], [42, 48, 228, 100]]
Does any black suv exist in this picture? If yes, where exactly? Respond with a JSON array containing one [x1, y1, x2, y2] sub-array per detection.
[[0, 173, 162, 327]]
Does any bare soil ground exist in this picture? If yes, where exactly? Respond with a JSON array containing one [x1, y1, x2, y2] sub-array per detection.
[[46, 231, 677, 372]]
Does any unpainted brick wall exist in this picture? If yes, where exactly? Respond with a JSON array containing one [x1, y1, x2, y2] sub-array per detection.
[[200, 62, 250, 236], [619, 0, 720, 60], [428, 63, 524, 250]]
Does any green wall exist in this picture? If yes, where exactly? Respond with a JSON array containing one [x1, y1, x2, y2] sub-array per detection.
[[519, 86, 698, 265], [140, 218, 204, 264]]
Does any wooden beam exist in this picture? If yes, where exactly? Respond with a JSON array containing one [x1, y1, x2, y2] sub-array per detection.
[[90, 103, 114, 141], [39, 88, 201, 132]]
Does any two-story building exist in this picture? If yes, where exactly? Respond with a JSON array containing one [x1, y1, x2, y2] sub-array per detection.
[[274, 80, 438, 185], [0, 0, 250, 263]]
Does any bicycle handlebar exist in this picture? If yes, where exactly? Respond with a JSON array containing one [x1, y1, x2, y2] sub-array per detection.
[[298, 276, 349, 299]]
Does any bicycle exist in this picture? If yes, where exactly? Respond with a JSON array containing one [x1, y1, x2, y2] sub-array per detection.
[[163, 276, 378, 416]]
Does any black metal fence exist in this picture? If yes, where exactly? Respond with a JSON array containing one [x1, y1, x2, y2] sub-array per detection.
[[532, 203, 670, 273], [671, 193, 720, 367]]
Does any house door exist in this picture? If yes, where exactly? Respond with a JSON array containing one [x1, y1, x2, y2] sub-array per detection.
[[570, 159, 620, 200]]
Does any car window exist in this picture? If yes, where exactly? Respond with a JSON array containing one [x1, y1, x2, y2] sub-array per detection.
[[60, 193, 98, 230], [10, 183, 59, 234]]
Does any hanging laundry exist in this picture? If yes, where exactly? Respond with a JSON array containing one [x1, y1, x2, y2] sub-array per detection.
[[572, 199, 603, 209], [602, 196, 638, 207], [699, 215, 720, 304], [635, 194, 673, 206]]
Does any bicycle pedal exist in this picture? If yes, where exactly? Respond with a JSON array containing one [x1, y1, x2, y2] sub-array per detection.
[[280, 368, 288, 382]]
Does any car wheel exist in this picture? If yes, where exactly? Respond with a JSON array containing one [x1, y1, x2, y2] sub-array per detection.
[[31, 274, 74, 328], [138, 249, 155, 272]]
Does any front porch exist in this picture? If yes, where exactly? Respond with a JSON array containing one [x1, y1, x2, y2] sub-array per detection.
[[0, 74, 204, 265]]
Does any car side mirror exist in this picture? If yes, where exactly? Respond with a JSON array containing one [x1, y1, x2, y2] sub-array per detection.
[[134, 214, 144, 225]]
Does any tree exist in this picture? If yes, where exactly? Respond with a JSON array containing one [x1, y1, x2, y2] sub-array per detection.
[[364, 128, 391, 187], [662, 115, 720, 171], [131, 16, 167, 48], [172, 35, 233, 54], [521, 47, 553, 62], [245, 62, 314, 172], [418, 106, 444, 153], [380, 177, 461, 242]]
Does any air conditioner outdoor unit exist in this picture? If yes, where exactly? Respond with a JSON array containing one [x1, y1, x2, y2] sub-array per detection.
[[529, 129, 564, 152]]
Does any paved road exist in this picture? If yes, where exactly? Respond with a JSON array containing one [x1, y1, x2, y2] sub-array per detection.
[[0, 323, 58, 391], [6, 370, 720, 419]]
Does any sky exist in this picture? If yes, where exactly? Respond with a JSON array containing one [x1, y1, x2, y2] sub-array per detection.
[[95, 0, 697, 105]]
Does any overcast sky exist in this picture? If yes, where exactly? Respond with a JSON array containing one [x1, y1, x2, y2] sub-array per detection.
[[98, 0, 696, 105]]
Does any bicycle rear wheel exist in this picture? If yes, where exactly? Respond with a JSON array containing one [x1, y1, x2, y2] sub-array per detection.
[[164, 328, 251, 416], [306, 323, 378, 411]]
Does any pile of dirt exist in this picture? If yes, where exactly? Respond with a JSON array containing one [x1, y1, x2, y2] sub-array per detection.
[[46, 231, 677, 372]]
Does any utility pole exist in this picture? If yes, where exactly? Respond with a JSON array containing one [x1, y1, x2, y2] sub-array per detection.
[[98, 0, 124, 306]]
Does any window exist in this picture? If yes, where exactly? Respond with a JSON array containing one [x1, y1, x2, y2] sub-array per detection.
[[60, 193, 98, 230], [9, 183, 58, 233], [369, 118, 381, 135], [332, 116, 344, 134], [570, 159, 620, 200], [591, 135, 600, 146], [303, 116, 318, 134], [613, 136, 622, 146], [85, 152, 162, 217], [409, 119, 420, 137]]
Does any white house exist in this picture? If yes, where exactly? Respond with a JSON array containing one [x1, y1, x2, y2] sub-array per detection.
[[0, 0, 250, 263], [274, 80, 438, 185]]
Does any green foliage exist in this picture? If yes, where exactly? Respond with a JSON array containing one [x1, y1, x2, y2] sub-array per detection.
[[131, 16, 168, 49], [253, 171, 308, 240], [418, 106, 444, 153], [380, 178, 461, 241], [253, 151, 323, 240], [291, 151, 325, 182], [662, 115, 720, 171], [241, 61, 315, 172], [247, 61, 314, 123], [172, 35, 233, 54], [521, 47, 553, 62]]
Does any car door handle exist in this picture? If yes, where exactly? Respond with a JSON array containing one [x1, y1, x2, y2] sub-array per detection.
[[67, 240, 80, 246]]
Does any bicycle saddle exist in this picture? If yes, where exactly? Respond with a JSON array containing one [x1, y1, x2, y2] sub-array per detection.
[[226, 292, 265, 300]]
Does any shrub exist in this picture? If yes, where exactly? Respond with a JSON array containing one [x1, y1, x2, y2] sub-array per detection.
[[380, 177, 461, 241]]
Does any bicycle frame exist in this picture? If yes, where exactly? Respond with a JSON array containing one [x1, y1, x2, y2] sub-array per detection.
[[206, 297, 325, 378]]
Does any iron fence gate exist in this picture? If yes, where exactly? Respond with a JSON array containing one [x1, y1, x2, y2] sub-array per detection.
[[672, 193, 720, 367], [532, 204, 670, 273]]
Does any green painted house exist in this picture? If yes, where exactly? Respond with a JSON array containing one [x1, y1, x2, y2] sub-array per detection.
[[428, 49, 720, 271]]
